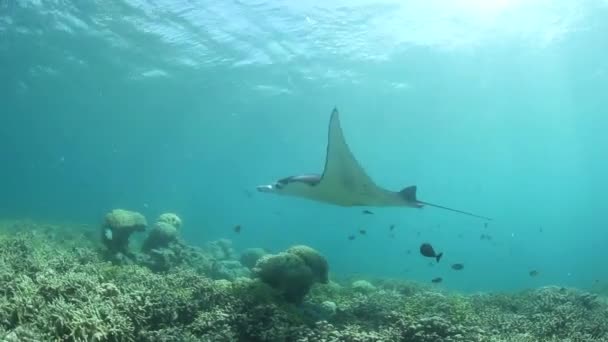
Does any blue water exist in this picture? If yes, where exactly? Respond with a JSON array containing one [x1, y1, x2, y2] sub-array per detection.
[[1, 0, 608, 293]]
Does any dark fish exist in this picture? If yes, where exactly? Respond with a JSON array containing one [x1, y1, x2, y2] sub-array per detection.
[[431, 277, 443, 283], [389, 224, 395, 231], [480, 234, 492, 240], [451, 263, 464, 271], [539, 226, 543, 233], [348, 235, 356, 241], [420, 243, 443, 262], [416, 231, 421, 237], [359, 229, 366, 235], [362, 210, 374, 215], [484, 222, 488, 229], [529, 270, 539, 277], [233, 225, 241, 233], [243, 189, 253, 198], [405, 249, 411, 255]]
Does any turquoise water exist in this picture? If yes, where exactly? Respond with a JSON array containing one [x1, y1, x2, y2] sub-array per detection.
[[1, 0, 607, 293]]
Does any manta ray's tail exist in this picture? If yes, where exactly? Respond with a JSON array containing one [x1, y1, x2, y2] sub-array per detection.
[[400, 186, 492, 221]]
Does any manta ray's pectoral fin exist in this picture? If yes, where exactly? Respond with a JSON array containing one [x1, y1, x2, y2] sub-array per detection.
[[403, 185, 492, 220], [319, 108, 380, 194]]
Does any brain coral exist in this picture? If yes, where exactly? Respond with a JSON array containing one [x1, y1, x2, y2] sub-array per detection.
[[286, 245, 329, 284], [253, 245, 329, 303]]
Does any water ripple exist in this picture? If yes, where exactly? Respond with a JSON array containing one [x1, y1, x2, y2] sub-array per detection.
[[1, 0, 603, 83]]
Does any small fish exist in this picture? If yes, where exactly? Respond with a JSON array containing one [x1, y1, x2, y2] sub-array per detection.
[[362, 210, 374, 215], [405, 249, 411, 255], [529, 270, 539, 277], [451, 263, 464, 271], [480, 234, 492, 240], [416, 231, 421, 237], [389, 233, 395, 238], [233, 225, 241, 233], [431, 277, 443, 283], [389, 224, 395, 231], [420, 243, 443, 262], [484, 222, 489, 229], [359, 229, 366, 235], [348, 235, 356, 241], [539, 226, 543, 233]]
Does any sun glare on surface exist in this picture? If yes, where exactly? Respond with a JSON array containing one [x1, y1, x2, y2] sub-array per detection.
[[457, 0, 519, 15]]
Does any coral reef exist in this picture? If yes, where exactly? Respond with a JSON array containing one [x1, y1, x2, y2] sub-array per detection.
[[204, 238, 236, 260], [240, 247, 268, 269], [209, 260, 251, 281], [142, 213, 182, 251], [253, 245, 329, 304], [101, 209, 147, 255], [1, 220, 608, 342], [285, 245, 329, 284], [351, 279, 376, 294], [470, 286, 608, 341], [156, 213, 182, 229], [142, 221, 179, 251]]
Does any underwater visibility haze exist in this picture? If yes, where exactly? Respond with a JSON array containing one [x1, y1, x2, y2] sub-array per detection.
[[2, 0, 608, 340]]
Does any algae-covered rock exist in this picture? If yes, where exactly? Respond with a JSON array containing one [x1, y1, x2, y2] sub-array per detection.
[[240, 248, 268, 269], [352, 280, 376, 294], [319, 300, 337, 319], [156, 213, 182, 229], [101, 209, 147, 254]]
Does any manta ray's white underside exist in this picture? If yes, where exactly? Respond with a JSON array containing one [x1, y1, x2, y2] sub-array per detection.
[[257, 108, 491, 220]]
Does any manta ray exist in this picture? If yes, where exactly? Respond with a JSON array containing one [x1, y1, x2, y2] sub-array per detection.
[[257, 108, 491, 220]]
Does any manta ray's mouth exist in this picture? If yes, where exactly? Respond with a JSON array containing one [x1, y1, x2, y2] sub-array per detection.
[[256, 184, 274, 193]]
